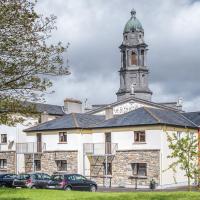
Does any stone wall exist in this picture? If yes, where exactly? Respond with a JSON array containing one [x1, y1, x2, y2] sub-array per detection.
[[112, 150, 160, 187], [88, 150, 160, 187], [41, 151, 78, 174], [24, 153, 42, 172], [24, 151, 78, 174], [0, 151, 16, 173]]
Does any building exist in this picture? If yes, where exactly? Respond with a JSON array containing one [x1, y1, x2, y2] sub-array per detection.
[[0, 9, 200, 189]]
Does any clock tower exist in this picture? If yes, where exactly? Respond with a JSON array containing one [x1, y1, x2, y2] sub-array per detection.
[[116, 9, 152, 101]]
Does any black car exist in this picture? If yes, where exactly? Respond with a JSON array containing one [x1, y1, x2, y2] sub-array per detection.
[[0, 173, 17, 187], [13, 173, 51, 189], [47, 173, 97, 192]]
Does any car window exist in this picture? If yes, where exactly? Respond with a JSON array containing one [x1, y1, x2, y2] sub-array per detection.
[[74, 175, 86, 181], [3, 174, 16, 179], [42, 174, 51, 180], [51, 175, 63, 181], [18, 174, 30, 180], [67, 175, 76, 181]]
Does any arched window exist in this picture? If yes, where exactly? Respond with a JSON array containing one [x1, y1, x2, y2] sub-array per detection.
[[131, 52, 137, 65], [141, 50, 145, 66]]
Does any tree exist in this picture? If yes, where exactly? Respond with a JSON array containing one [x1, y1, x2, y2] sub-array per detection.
[[166, 132, 199, 191], [0, 0, 70, 125]]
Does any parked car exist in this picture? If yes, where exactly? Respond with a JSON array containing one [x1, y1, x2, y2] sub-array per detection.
[[47, 173, 97, 192], [0, 173, 17, 187], [13, 173, 51, 189]]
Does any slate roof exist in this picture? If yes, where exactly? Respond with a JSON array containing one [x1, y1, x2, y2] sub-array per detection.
[[24, 113, 105, 132], [92, 107, 197, 129], [183, 112, 200, 126], [24, 102, 65, 116]]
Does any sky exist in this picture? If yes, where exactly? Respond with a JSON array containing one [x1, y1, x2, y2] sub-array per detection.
[[36, 0, 200, 111]]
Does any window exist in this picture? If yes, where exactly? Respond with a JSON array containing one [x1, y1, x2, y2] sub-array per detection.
[[141, 50, 145, 66], [34, 160, 41, 171], [134, 131, 146, 143], [56, 160, 67, 171], [75, 174, 86, 181], [103, 162, 112, 175], [1, 134, 7, 144], [0, 159, 7, 169], [177, 131, 182, 140], [59, 132, 67, 143], [131, 163, 147, 177], [131, 52, 137, 65]]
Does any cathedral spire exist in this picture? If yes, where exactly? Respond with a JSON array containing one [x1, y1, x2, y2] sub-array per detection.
[[116, 9, 152, 101]]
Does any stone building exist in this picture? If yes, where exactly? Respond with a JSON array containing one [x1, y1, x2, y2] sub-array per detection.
[[1, 9, 200, 189]]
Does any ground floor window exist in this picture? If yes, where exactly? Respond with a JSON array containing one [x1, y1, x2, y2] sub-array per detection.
[[56, 160, 67, 171], [34, 160, 41, 171], [103, 162, 112, 175], [0, 159, 7, 169], [131, 163, 147, 177]]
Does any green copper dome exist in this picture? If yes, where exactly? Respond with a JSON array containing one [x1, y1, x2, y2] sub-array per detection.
[[124, 9, 143, 33]]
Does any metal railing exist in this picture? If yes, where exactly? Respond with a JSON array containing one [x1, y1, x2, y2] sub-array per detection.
[[83, 142, 118, 155], [16, 142, 46, 154]]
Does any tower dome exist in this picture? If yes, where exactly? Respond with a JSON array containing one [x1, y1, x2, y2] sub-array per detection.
[[123, 9, 143, 33]]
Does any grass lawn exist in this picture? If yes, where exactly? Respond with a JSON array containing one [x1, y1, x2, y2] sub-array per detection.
[[0, 188, 199, 200]]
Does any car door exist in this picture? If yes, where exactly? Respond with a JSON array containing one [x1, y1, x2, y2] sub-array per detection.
[[2, 174, 16, 187], [73, 174, 90, 191], [41, 173, 51, 188]]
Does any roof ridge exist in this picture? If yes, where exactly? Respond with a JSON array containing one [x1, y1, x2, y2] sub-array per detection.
[[72, 113, 79, 128], [143, 107, 161, 123]]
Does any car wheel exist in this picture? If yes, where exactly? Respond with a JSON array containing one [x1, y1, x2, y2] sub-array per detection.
[[90, 185, 97, 192], [31, 185, 37, 189], [64, 186, 72, 191]]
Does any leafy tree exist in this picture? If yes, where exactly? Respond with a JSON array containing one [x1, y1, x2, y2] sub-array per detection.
[[0, 0, 70, 125], [166, 132, 199, 191]]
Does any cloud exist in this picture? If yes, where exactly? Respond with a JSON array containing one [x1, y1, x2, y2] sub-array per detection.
[[36, 0, 200, 111]]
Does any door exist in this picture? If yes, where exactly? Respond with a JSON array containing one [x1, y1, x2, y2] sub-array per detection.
[[36, 133, 42, 152], [105, 132, 111, 154], [73, 174, 90, 191]]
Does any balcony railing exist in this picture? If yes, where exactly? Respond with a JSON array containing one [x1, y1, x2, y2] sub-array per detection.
[[16, 142, 46, 154], [83, 142, 118, 156]]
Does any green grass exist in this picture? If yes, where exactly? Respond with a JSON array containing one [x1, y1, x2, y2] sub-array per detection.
[[0, 188, 199, 200]]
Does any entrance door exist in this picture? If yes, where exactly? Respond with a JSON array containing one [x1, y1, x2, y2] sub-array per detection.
[[105, 132, 111, 154], [36, 133, 42, 152]]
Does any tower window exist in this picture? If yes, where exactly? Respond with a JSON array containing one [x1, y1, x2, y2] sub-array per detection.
[[131, 52, 137, 65], [141, 50, 145, 66], [124, 35, 127, 40]]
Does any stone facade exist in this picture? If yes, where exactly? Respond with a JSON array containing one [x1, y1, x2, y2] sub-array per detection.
[[0, 151, 16, 173], [24, 153, 42, 172], [24, 151, 78, 174], [88, 150, 160, 187], [112, 150, 160, 187]]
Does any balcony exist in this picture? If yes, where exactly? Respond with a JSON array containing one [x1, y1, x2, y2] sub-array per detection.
[[16, 142, 46, 154], [83, 142, 118, 156]]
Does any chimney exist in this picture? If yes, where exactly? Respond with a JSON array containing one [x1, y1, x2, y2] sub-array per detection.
[[41, 111, 48, 123], [64, 98, 82, 114], [105, 106, 113, 120]]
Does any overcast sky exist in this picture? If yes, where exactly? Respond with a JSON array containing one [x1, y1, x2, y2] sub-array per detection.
[[36, 0, 200, 111]]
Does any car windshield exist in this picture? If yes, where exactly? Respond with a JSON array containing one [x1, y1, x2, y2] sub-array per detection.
[[17, 174, 30, 180]]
